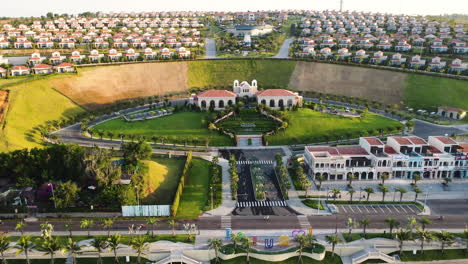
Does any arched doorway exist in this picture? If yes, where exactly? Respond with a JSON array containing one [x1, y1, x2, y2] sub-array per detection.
[[361, 172, 367, 180], [227, 100, 233, 106], [278, 99, 284, 107], [218, 100, 224, 108], [269, 99, 275, 108], [209, 100, 216, 108], [261, 99, 266, 105], [201, 100, 206, 108], [423, 171, 430, 179], [368, 172, 374, 180]]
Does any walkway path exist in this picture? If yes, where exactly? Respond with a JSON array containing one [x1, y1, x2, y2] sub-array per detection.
[[273, 38, 293, 58], [205, 38, 217, 58], [202, 157, 236, 216]]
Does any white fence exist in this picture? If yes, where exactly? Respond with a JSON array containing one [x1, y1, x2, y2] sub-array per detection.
[[122, 205, 171, 217]]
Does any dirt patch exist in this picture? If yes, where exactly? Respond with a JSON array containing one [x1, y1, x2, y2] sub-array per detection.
[[289, 62, 407, 105], [0, 90, 9, 124], [52, 62, 189, 109]]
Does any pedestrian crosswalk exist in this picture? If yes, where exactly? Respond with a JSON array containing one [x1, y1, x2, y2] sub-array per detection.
[[236, 160, 274, 165], [297, 215, 311, 229], [221, 216, 231, 228], [236, 200, 287, 208]]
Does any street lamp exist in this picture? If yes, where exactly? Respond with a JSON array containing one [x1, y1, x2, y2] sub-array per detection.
[[210, 186, 214, 214], [134, 186, 140, 207], [48, 183, 57, 209], [317, 185, 321, 214]]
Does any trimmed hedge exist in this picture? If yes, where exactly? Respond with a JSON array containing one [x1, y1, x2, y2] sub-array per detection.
[[171, 151, 193, 216]]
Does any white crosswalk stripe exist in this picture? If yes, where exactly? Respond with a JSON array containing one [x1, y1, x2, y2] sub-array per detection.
[[297, 215, 311, 229], [236, 200, 288, 208], [221, 216, 231, 229]]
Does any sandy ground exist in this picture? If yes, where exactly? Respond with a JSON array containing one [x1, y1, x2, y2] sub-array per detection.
[[0, 90, 8, 123], [289, 61, 407, 105], [52, 62, 189, 109]]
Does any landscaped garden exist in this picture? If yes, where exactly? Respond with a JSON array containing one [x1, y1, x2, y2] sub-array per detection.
[[90, 111, 232, 146], [217, 109, 279, 135], [266, 108, 402, 145]]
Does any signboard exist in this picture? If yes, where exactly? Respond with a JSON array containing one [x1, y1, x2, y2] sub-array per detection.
[[121, 205, 170, 217], [393, 155, 409, 161]]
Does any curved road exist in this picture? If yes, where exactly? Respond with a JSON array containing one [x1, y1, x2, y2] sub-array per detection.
[[273, 38, 293, 58]]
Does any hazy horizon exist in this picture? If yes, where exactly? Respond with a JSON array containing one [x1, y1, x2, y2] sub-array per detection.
[[2, 0, 467, 18]]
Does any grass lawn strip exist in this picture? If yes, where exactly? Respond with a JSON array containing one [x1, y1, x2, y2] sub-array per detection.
[[141, 157, 185, 205], [301, 199, 325, 210], [399, 249, 467, 262], [175, 158, 212, 219], [213, 252, 342, 264], [267, 108, 400, 145], [91, 111, 232, 146]]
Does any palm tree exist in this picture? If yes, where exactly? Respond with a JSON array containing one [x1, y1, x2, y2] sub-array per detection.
[[407, 217, 418, 239], [130, 236, 149, 264], [102, 218, 114, 237], [325, 235, 342, 259], [379, 185, 389, 202], [364, 187, 374, 201], [385, 218, 400, 237], [41, 236, 62, 264], [0, 235, 11, 264], [412, 173, 422, 185], [395, 229, 412, 254], [147, 218, 158, 237], [64, 238, 82, 264], [416, 228, 434, 254], [435, 231, 454, 253], [15, 221, 26, 236], [231, 233, 240, 250], [108, 234, 121, 263], [395, 187, 407, 202], [315, 174, 326, 190], [107, 131, 114, 141], [418, 217, 432, 231], [208, 238, 223, 264], [168, 219, 177, 237], [80, 219, 95, 237], [380, 172, 389, 185], [348, 189, 356, 202], [90, 237, 108, 264], [64, 220, 73, 238], [331, 188, 341, 201], [15, 236, 34, 264], [241, 237, 254, 263], [347, 174, 356, 187], [359, 218, 370, 238], [295, 234, 309, 264], [414, 186, 422, 201]]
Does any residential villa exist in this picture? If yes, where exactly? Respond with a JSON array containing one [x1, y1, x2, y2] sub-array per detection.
[[70, 50, 85, 63], [437, 106, 466, 120], [353, 49, 369, 62], [55, 62, 75, 73], [336, 48, 351, 60], [370, 51, 388, 64], [49, 51, 66, 65], [428, 56, 446, 70], [409, 55, 426, 68], [0, 67, 6, 78], [449, 59, 467, 72], [226, 24, 273, 37], [32, 64, 53, 74], [391, 53, 406, 66], [10, 65, 30, 76], [88, 49, 104, 63], [28, 52, 45, 66]]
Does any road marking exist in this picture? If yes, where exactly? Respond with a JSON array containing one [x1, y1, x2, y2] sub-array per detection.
[[297, 215, 311, 229], [379, 206, 386, 213], [355, 206, 363, 213], [221, 216, 231, 229], [385, 205, 392, 213], [371, 206, 378, 213], [363, 206, 371, 213], [406, 205, 417, 213]]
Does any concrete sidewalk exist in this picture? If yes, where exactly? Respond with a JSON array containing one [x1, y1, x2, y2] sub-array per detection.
[[202, 157, 236, 216]]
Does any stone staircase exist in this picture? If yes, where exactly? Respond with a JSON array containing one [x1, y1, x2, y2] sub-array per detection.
[[155, 250, 202, 264], [351, 248, 396, 264]]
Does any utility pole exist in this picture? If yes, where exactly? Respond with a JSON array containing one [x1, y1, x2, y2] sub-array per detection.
[[340, 0, 344, 12]]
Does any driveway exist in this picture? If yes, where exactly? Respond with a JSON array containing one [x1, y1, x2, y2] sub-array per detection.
[[205, 38, 217, 58], [273, 38, 293, 58], [411, 119, 468, 138]]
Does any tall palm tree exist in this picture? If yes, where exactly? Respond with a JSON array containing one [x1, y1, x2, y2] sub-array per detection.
[[418, 217, 432, 231], [90, 237, 108, 264], [316, 174, 326, 190], [168, 219, 176, 237], [359, 218, 370, 238], [130, 236, 149, 264], [102, 218, 114, 237], [64, 238, 82, 264], [146, 218, 158, 237], [331, 188, 341, 201], [435, 231, 454, 253], [416, 228, 434, 254], [15, 221, 26, 236], [413, 186, 422, 201], [80, 219, 94, 237], [380, 172, 389, 185], [41, 236, 62, 264], [463, 226, 468, 254], [325, 235, 342, 259], [407, 217, 418, 239], [395, 187, 407, 202], [108, 233, 121, 263], [15, 236, 34, 264], [347, 174, 356, 187], [395, 228, 412, 255], [231, 233, 240, 250], [295, 234, 309, 264], [364, 187, 374, 201], [348, 189, 356, 202], [0, 235, 11, 264], [208, 238, 223, 264], [379, 185, 389, 202], [412, 173, 422, 185], [241, 237, 254, 263], [385, 218, 400, 237]]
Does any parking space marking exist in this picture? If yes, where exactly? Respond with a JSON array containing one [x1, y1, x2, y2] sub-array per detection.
[[371, 206, 378, 213], [384, 205, 393, 213], [341, 206, 348, 213], [378, 206, 385, 213], [362, 206, 371, 213], [397, 205, 408, 213], [347, 206, 355, 213], [356, 206, 363, 213], [406, 205, 417, 213]]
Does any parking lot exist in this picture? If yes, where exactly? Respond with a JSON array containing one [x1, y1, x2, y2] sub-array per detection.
[[335, 204, 421, 215]]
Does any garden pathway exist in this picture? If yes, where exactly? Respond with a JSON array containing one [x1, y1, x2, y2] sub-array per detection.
[[202, 157, 236, 216]]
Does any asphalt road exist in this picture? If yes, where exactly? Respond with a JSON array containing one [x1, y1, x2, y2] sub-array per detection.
[[412, 120, 468, 138], [205, 38, 217, 58], [273, 38, 293, 58], [426, 199, 468, 215]]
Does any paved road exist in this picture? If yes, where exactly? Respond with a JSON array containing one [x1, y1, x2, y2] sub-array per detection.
[[412, 119, 468, 138], [426, 199, 468, 215], [273, 38, 293, 58], [205, 38, 217, 58]]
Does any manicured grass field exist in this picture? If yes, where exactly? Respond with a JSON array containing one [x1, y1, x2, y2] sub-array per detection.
[[142, 157, 185, 204], [176, 158, 212, 219], [0, 76, 86, 152], [188, 60, 296, 89], [404, 74, 468, 110], [267, 108, 401, 145], [217, 109, 279, 135], [91, 111, 232, 146], [302, 199, 325, 210]]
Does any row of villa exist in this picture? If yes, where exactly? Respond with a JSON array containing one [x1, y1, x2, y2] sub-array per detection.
[[295, 48, 467, 72], [304, 136, 468, 181], [0, 63, 75, 77]]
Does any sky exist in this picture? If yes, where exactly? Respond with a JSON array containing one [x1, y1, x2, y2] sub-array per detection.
[[1, 0, 467, 18]]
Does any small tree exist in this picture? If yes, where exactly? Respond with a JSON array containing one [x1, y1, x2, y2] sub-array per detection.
[[395, 228, 412, 255], [295, 234, 309, 264], [325, 235, 342, 259], [147, 218, 158, 237], [359, 218, 370, 238], [168, 219, 177, 237], [15, 221, 26, 236], [364, 187, 374, 201], [64, 220, 73, 238], [435, 231, 454, 253], [348, 189, 356, 202], [316, 174, 326, 189], [15, 236, 34, 264], [102, 218, 114, 237], [414, 186, 422, 201], [379, 185, 389, 202], [80, 219, 94, 237], [407, 217, 417, 239], [443, 177, 452, 186], [41, 236, 62, 264], [413, 173, 422, 185], [0, 235, 11, 264], [108, 234, 121, 263], [208, 238, 223, 264], [346, 218, 356, 238], [331, 188, 341, 201], [395, 187, 407, 202], [241, 237, 254, 263], [385, 218, 400, 237], [418, 217, 432, 231], [416, 228, 434, 254], [64, 238, 82, 264], [347, 174, 356, 187], [380, 172, 389, 185], [130, 236, 149, 264], [90, 237, 108, 264]]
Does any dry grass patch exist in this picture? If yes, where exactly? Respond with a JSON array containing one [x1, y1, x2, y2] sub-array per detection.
[[52, 62, 189, 109]]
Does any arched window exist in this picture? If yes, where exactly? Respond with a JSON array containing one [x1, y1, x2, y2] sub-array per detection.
[[269, 99, 275, 107], [227, 100, 233, 106], [210, 100, 216, 108], [287, 99, 293, 106], [261, 99, 266, 105], [218, 100, 225, 108], [201, 100, 206, 108], [278, 99, 284, 107]]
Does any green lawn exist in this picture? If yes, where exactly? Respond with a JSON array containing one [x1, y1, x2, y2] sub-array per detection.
[[7, 258, 145, 264], [91, 111, 232, 146], [267, 108, 401, 145], [217, 109, 279, 135], [404, 74, 468, 111], [188, 60, 296, 89], [142, 157, 185, 204], [213, 253, 342, 264], [399, 249, 467, 261], [0, 76, 86, 152], [302, 199, 325, 210], [343, 233, 389, 242], [176, 158, 212, 219]]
